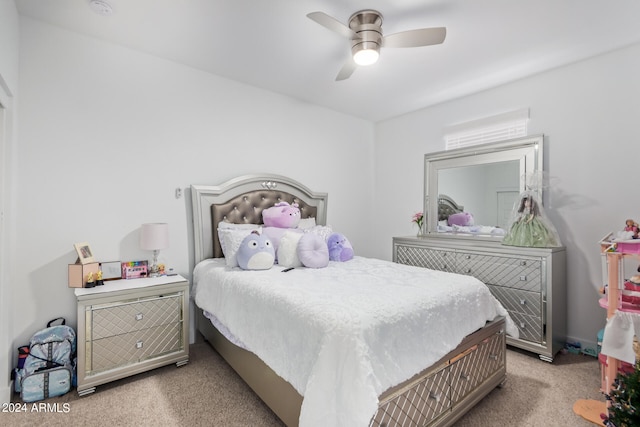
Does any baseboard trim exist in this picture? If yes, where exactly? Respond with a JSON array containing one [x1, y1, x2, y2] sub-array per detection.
[[1, 382, 12, 403], [566, 336, 599, 356]]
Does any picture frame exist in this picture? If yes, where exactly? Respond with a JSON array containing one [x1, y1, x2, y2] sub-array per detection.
[[100, 261, 122, 281], [73, 242, 95, 265]]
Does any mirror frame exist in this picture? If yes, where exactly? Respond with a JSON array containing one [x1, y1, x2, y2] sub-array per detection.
[[424, 134, 544, 238]]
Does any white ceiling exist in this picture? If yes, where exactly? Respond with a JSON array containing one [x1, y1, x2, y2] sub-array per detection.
[[14, 0, 640, 122]]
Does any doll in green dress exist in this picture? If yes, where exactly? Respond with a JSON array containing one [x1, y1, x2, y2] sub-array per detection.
[[502, 191, 561, 248]]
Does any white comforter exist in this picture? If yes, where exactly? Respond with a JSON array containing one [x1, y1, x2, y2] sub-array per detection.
[[193, 256, 517, 427]]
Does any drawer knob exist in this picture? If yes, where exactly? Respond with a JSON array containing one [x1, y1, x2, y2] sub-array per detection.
[[136, 341, 143, 349], [429, 392, 441, 402], [136, 313, 144, 321], [520, 261, 527, 266], [519, 275, 527, 281], [489, 354, 498, 360], [465, 255, 471, 260], [460, 373, 469, 381], [520, 299, 527, 305], [520, 322, 526, 329], [466, 269, 472, 274]]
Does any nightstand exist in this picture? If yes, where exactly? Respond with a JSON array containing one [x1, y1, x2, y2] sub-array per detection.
[[75, 275, 189, 396]]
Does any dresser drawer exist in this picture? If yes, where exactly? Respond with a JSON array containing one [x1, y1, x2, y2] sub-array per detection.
[[487, 285, 541, 317], [87, 322, 182, 373], [509, 311, 543, 343], [458, 254, 542, 292], [91, 293, 182, 339], [395, 245, 455, 272]]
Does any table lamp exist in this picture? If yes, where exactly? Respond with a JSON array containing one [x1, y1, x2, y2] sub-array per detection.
[[140, 223, 169, 277]]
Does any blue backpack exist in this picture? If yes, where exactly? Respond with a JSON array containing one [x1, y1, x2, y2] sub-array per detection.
[[14, 318, 76, 402]]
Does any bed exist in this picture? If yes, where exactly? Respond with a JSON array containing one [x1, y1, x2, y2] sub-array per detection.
[[190, 174, 516, 427]]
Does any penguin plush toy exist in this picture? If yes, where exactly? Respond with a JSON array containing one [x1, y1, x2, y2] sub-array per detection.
[[237, 231, 275, 270]]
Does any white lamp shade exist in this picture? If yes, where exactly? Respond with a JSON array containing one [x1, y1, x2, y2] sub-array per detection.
[[140, 223, 169, 251]]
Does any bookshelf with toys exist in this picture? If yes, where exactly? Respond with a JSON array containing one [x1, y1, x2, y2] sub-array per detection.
[[599, 233, 640, 426], [598, 240, 640, 392], [573, 227, 640, 425]]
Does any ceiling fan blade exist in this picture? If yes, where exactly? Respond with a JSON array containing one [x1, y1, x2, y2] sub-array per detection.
[[383, 27, 446, 48], [335, 59, 357, 81], [307, 11, 356, 39]]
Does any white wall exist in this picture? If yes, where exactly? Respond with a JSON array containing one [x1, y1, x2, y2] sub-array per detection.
[[374, 42, 640, 349], [14, 17, 375, 349], [0, 0, 19, 93], [0, 0, 19, 404], [13, 10, 640, 372]]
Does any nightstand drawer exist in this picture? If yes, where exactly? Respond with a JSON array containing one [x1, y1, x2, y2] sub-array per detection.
[[87, 322, 182, 373], [91, 293, 182, 339]]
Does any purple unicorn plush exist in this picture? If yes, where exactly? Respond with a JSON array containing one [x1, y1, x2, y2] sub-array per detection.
[[448, 212, 475, 227], [262, 202, 301, 228]]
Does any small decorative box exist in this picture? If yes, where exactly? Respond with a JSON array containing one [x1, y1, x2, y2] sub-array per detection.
[[68, 262, 100, 288], [121, 261, 148, 279]]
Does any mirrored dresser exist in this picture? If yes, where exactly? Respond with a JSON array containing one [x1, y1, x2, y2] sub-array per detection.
[[393, 236, 566, 362]]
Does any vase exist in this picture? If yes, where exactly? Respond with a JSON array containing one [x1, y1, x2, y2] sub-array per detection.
[[416, 226, 425, 237]]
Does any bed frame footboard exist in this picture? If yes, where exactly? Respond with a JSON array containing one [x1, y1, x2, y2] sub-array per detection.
[[197, 309, 506, 427], [371, 317, 506, 427]]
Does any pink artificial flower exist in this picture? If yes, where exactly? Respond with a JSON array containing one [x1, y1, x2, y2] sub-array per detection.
[[412, 212, 424, 226]]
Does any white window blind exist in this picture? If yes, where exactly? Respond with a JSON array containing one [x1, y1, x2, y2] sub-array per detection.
[[444, 108, 529, 150]]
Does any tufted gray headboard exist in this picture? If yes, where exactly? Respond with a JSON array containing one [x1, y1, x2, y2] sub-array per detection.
[[210, 190, 319, 258], [191, 174, 328, 264], [437, 194, 464, 221]]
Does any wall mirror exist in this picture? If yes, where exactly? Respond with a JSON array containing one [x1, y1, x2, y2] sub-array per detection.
[[424, 135, 544, 238]]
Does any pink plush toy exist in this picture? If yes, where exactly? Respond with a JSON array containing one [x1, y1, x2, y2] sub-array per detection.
[[262, 202, 301, 228], [448, 212, 474, 227]]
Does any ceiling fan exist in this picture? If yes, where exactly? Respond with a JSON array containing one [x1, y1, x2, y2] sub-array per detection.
[[307, 9, 446, 81]]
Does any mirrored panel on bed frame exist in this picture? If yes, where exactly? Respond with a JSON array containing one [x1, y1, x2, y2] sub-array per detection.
[[424, 135, 544, 239]]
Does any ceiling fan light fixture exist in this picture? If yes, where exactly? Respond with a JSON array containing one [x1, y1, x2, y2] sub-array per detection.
[[352, 41, 380, 66], [307, 9, 445, 80], [353, 48, 379, 66]]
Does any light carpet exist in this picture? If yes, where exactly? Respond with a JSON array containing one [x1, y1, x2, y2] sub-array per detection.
[[2, 338, 604, 427]]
